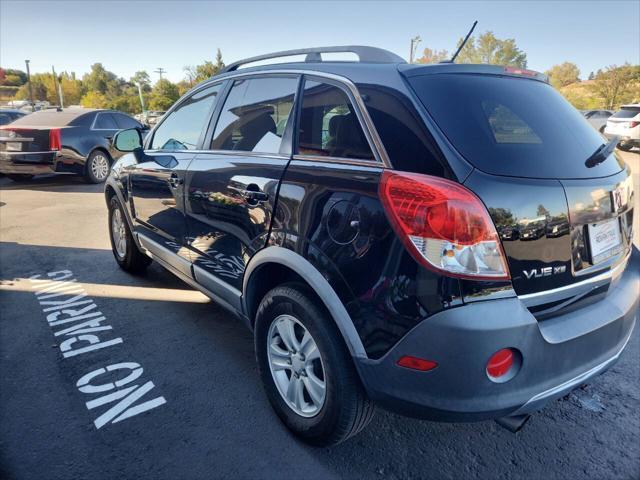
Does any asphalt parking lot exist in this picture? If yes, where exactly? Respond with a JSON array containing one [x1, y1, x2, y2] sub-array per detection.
[[1, 151, 639, 480]]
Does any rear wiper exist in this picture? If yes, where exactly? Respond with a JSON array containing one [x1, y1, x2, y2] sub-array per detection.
[[585, 136, 618, 168]]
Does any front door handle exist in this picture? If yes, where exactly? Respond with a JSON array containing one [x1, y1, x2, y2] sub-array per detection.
[[169, 173, 183, 189], [240, 189, 268, 203]]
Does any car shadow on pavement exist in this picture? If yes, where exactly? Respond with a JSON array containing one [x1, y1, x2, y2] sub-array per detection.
[[1, 240, 638, 480], [0, 175, 103, 193]]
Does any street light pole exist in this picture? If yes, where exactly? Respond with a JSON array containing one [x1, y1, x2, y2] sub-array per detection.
[[25, 59, 34, 108]]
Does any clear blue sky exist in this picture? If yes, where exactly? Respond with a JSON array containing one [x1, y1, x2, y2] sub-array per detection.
[[1, 0, 638, 82]]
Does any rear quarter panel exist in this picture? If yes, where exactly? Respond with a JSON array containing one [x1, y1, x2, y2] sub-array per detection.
[[273, 160, 462, 358]]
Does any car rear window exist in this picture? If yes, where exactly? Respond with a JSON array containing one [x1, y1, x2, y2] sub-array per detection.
[[611, 107, 640, 119], [8, 110, 86, 127], [407, 73, 622, 179]]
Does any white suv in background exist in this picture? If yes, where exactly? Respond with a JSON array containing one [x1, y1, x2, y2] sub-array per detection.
[[605, 104, 640, 151]]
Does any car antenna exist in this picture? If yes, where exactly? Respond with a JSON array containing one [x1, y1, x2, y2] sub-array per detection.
[[449, 20, 478, 63]]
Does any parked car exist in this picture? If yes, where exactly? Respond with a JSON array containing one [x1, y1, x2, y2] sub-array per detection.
[[0, 109, 27, 126], [104, 46, 638, 446], [604, 104, 640, 151], [499, 225, 520, 241], [581, 109, 613, 132], [0, 108, 145, 182], [520, 217, 547, 240]]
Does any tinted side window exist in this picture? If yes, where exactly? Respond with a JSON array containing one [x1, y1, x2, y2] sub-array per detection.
[[0, 113, 12, 125], [114, 113, 141, 129], [211, 77, 297, 154], [297, 80, 373, 160], [358, 84, 444, 175], [94, 113, 118, 129], [150, 84, 221, 150]]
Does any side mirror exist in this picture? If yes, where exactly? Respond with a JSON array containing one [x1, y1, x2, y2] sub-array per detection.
[[113, 128, 143, 152]]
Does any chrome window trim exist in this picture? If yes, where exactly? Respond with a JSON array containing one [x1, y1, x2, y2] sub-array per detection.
[[518, 248, 631, 308], [197, 69, 392, 168], [291, 154, 383, 168]]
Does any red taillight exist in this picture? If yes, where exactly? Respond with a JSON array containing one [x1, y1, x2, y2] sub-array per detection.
[[397, 355, 438, 372], [626, 121, 639, 128], [49, 128, 61, 151], [486, 349, 514, 378], [504, 66, 538, 77], [379, 170, 510, 280]]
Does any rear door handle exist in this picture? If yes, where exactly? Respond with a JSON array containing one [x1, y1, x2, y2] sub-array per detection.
[[169, 172, 183, 188]]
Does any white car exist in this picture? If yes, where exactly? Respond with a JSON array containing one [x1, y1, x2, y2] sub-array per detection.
[[604, 104, 640, 151]]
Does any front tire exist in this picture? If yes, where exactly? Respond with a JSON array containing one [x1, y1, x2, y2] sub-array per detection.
[[84, 150, 111, 183], [108, 196, 152, 273], [616, 141, 634, 151], [255, 284, 374, 446]]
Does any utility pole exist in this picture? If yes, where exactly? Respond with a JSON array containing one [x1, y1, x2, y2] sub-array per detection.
[[52, 65, 64, 108], [409, 35, 422, 64], [154, 67, 166, 81], [25, 59, 34, 108]]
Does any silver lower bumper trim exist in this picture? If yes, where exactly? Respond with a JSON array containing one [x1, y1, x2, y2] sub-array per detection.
[[513, 318, 636, 415]]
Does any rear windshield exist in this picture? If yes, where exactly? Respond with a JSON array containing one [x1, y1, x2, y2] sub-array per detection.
[[8, 110, 87, 127], [611, 107, 640, 119], [408, 74, 622, 179]]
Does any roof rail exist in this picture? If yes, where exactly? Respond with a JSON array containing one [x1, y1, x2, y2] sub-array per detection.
[[220, 45, 406, 73]]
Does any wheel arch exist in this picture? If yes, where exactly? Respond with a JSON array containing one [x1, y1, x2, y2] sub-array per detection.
[[243, 246, 367, 359]]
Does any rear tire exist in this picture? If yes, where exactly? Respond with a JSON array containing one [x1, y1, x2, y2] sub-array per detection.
[[6, 174, 34, 182], [254, 284, 375, 446], [84, 150, 111, 183], [108, 196, 152, 274]]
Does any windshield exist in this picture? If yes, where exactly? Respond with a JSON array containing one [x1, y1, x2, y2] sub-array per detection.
[[407, 73, 623, 179], [611, 107, 640, 119]]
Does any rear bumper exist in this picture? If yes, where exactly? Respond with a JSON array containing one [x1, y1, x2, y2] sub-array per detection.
[[604, 132, 640, 144], [0, 151, 58, 174], [356, 246, 639, 422]]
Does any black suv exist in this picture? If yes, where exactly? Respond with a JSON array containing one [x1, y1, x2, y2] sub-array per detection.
[[105, 46, 638, 445]]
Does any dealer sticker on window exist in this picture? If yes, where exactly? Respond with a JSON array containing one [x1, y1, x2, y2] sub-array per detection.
[[588, 218, 622, 264]]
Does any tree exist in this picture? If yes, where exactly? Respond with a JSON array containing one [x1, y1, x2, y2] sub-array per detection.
[[81, 91, 109, 108], [149, 79, 179, 110], [0, 68, 27, 86], [588, 71, 595, 81], [131, 70, 151, 92], [59, 72, 84, 105], [82, 63, 117, 95], [184, 48, 226, 85], [415, 47, 450, 64], [214, 48, 225, 71], [590, 64, 640, 109], [546, 62, 580, 88], [455, 31, 527, 68]]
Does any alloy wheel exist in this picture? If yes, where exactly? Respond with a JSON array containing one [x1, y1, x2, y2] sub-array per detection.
[[111, 208, 127, 258], [267, 314, 326, 417], [91, 154, 109, 181]]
